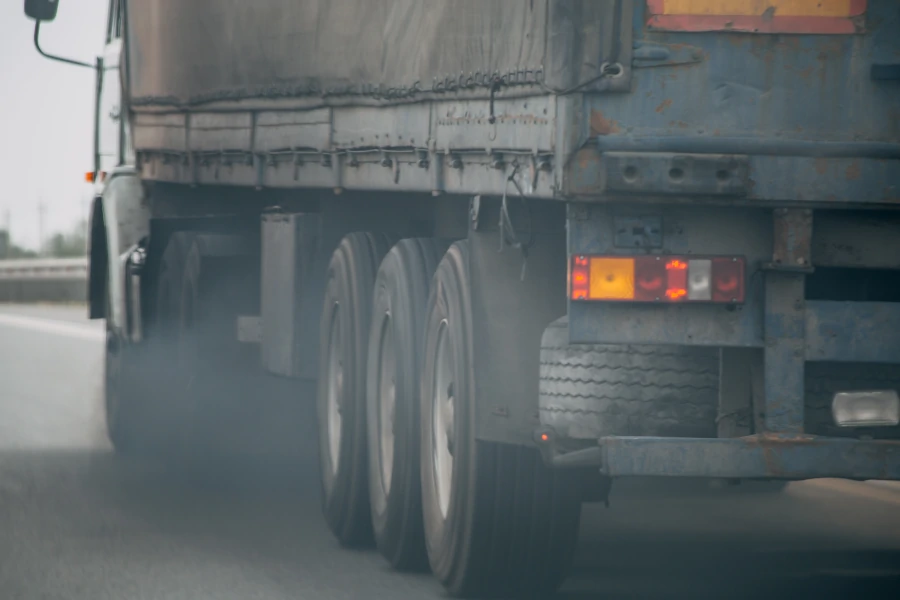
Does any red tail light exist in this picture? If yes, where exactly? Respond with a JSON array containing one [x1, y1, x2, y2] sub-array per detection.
[[571, 255, 589, 300], [664, 259, 688, 301], [570, 255, 745, 303], [634, 257, 665, 301], [711, 257, 745, 303]]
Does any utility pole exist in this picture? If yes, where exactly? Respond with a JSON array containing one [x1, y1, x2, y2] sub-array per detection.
[[38, 201, 46, 256], [0, 210, 9, 259]]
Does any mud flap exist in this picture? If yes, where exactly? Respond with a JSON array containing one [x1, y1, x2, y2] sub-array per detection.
[[469, 197, 567, 446]]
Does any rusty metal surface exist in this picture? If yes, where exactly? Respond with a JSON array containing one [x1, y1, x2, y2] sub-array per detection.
[[806, 300, 900, 364], [763, 272, 806, 433], [597, 434, 900, 480], [575, 0, 900, 206], [565, 151, 749, 197], [564, 151, 900, 205], [770, 208, 813, 271], [591, 0, 898, 148]]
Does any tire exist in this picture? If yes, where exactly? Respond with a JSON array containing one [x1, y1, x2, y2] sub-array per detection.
[[420, 241, 582, 598], [366, 238, 450, 570], [539, 317, 720, 439], [151, 231, 258, 458], [318, 232, 396, 546], [105, 300, 144, 455]]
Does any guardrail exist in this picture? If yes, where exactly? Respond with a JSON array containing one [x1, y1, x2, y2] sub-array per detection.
[[0, 258, 88, 303]]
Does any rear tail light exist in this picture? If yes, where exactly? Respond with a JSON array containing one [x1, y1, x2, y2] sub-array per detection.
[[571, 255, 589, 300], [570, 255, 745, 303]]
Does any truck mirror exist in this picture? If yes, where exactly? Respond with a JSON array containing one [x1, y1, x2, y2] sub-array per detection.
[[25, 0, 59, 22]]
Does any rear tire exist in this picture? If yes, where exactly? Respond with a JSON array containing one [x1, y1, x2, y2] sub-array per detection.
[[318, 232, 395, 546], [366, 238, 450, 570], [420, 241, 582, 598], [539, 317, 720, 439], [104, 300, 145, 455], [151, 232, 258, 458]]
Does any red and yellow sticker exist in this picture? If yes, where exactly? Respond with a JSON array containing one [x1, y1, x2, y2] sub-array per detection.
[[646, 0, 866, 34]]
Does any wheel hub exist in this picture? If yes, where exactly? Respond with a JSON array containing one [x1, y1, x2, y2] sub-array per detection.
[[326, 305, 343, 475], [377, 315, 397, 492], [432, 320, 455, 519]]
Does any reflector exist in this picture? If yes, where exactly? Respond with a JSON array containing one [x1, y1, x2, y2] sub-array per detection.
[[712, 257, 745, 303], [688, 259, 712, 301], [589, 258, 635, 300], [665, 259, 687, 301], [570, 255, 589, 300]]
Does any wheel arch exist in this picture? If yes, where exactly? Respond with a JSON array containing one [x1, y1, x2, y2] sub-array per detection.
[[88, 168, 151, 331], [87, 195, 108, 319]]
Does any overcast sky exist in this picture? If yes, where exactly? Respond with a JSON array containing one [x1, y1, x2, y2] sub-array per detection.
[[0, 0, 106, 250]]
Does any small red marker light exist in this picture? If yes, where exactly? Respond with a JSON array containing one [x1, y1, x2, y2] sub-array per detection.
[[540, 433, 549, 442], [570, 255, 590, 300], [665, 259, 688, 301]]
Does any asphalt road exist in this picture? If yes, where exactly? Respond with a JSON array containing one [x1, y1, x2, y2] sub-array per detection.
[[1, 303, 899, 600]]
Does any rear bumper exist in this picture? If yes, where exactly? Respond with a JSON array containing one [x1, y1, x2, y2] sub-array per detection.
[[535, 433, 900, 481]]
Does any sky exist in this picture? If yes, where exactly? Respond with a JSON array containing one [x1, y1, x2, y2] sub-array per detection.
[[0, 0, 107, 250]]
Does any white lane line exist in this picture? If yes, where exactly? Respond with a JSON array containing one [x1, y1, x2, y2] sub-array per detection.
[[0, 313, 104, 342]]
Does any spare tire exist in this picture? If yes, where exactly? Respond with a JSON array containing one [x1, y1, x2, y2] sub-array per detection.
[[539, 317, 720, 439]]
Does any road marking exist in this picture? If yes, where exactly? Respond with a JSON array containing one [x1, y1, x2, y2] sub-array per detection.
[[0, 313, 104, 342], [798, 478, 900, 506]]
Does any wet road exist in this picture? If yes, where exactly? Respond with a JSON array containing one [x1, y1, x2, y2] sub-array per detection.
[[1, 303, 899, 599]]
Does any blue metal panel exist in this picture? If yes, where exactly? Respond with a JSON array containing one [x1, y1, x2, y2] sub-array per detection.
[[764, 272, 806, 433], [567, 151, 900, 205], [624, 0, 899, 146], [599, 435, 900, 480], [743, 156, 900, 205], [571, 0, 900, 205], [568, 297, 764, 347], [806, 301, 900, 364]]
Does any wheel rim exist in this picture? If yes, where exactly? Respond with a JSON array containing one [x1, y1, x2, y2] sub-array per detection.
[[326, 304, 343, 475], [431, 319, 455, 519], [178, 284, 196, 364], [377, 313, 396, 493]]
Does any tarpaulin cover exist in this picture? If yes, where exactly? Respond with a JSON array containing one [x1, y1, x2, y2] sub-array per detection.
[[126, 0, 630, 107]]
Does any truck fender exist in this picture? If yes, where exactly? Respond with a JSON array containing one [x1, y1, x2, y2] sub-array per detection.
[[87, 168, 150, 334]]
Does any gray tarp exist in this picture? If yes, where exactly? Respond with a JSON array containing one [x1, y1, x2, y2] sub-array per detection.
[[126, 0, 629, 108]]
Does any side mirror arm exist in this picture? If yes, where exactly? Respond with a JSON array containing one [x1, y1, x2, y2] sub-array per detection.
[[33, 21, 94, 68]]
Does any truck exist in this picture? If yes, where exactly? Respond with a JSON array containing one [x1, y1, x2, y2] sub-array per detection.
[[24, 0, 900, 596]]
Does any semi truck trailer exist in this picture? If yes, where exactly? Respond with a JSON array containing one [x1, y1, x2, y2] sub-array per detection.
[[25, 0, 900, 596]]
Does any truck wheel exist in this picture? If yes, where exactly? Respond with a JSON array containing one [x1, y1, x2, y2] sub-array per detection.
[[539, 317, 720, 439], [366, 238, 450, 570], [105, 301, 145, 455], [153, 231, 259, 457], [420, 241, 581, 598], [318, 232, 395, 546]]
